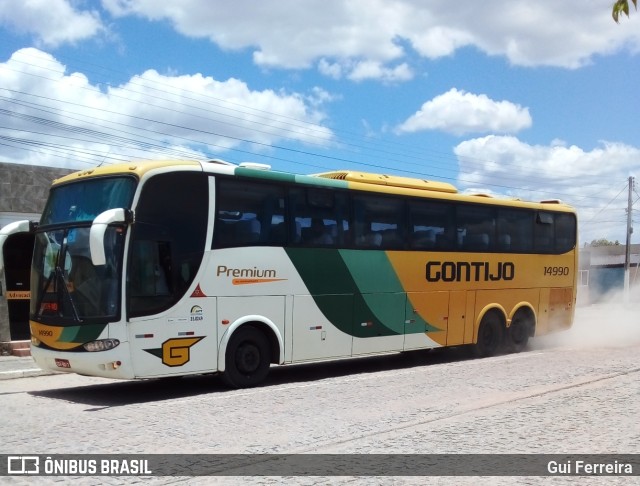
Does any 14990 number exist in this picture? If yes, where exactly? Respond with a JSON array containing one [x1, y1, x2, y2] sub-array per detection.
[[544, 266, 570, 276]]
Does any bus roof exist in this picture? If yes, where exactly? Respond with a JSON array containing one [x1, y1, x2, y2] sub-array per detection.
[[51, 159, 575, 212], [51, 160, 201, 185], [313, 170, 458, 193]]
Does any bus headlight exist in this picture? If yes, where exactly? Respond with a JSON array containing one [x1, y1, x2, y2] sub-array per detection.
[[83, 339, 120, 352]]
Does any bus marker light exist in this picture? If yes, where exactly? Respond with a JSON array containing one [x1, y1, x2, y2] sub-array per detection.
[[178, 331, 195, 336], [110, 361, 121, 370], [221, 320, 230, 325], [309, 326, 322, 330], [135, 334, 154, 339], [361, 322, 373, 327]]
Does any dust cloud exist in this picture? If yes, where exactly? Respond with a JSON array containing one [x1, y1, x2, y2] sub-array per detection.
[[533, 289, 640, 350]]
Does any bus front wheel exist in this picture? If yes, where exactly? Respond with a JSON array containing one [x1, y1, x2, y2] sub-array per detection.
[[222, 326, 271, 388], [475, 311, 504, 358]]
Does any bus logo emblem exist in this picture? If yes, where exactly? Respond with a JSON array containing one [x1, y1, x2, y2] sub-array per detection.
[[144, 337, 204, 367]]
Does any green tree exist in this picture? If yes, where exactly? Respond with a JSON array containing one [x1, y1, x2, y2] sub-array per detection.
[[613, 0, 637, 22], [589, 238, 621, 246]]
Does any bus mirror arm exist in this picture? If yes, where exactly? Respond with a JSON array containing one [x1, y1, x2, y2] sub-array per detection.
[[90, 208, 133, 266], [0, 220, 38, 273]]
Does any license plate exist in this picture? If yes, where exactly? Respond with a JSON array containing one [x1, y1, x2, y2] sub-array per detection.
[[55, 358, 71, 369]]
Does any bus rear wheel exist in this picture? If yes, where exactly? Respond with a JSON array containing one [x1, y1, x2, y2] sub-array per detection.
[[475, 311, 504, 358], [222, 326, 271, 389], [507, 309, 533, 353]]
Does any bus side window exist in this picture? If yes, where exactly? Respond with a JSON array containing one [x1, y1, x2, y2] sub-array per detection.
[[498, 208, 533, 253], [555, 213, 576, 253], [290, 188, 348, 248], [235, 218, 261, 243], [214, 179, 285, 247], [408, 199, 453, 251], [354, 221, 382, 247], [130, 241, 170, 295], [128, 172, 208, 318], [353, 194, 404, 249], [457, 205, 496, 252], [535, 212, 554, 252]]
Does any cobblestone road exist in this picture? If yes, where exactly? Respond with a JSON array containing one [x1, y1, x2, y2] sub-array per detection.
[[1, 304, 639, 485]]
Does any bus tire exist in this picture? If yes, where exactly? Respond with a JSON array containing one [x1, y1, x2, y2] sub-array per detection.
[[507, 309, 533, 353], [475, 311, 504, 358], [222, 326, 271, 389]]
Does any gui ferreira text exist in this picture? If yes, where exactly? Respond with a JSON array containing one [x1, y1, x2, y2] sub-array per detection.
[[548, 459, 633, 475]]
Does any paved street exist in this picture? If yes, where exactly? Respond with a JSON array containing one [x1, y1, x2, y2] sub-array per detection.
[[1, 303, 639, 485]]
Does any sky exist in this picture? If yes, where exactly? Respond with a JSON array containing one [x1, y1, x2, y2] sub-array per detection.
[[0, 0, 639, 245]]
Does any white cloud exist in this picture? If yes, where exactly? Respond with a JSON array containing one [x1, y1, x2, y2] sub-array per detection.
[[319, 58, 414, 83], [318, 59, 344, 80], [348, 61, 414, 83], [0, 0, 104, 47], [0, 48, 334, 169], [98, 0, 640, 79], [396, 89, 531, 136], [453, 135, 640, 243], [4, 1, 638, 79]]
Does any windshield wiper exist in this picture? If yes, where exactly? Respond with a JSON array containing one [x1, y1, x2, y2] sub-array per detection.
[[35, 231, 82, 323], [56, 264, 81, 323]]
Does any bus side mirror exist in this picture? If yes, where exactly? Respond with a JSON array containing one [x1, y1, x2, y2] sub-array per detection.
[[90, 209, 133, 266]]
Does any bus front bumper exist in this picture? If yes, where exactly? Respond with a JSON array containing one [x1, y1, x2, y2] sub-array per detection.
[[31, 342, 135, 380]]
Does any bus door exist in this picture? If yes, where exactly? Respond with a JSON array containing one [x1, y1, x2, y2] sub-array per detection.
[[1, 232, 35, 341], [125, 170, 212, 377], [128, 296, 217, 378]]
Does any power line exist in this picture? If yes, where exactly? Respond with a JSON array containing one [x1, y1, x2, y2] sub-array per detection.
[[1, 56, 612, 195], [0, 54, 637, 212]]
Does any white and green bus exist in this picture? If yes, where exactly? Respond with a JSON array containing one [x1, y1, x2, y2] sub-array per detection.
[[0, 159, 578, 387]]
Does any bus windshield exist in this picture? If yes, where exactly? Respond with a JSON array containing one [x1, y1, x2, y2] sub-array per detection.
[[30, 176, 135, 325], [30, 226, 126, 324], [40, 176, 136, 226]]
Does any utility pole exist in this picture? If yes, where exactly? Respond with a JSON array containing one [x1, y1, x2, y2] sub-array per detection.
[[624, 176, 634, 303]]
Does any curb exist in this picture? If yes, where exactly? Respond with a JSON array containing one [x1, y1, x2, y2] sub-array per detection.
[[0, 368, 55, 380]]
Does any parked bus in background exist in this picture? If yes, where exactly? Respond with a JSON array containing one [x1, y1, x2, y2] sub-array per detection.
[[0, 159, 578, 388]]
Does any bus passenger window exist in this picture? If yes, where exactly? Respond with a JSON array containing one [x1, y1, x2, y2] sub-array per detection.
[[353, 194, 404, 249], [408, 200, 453, 251], [498, 208, 533, 253], [555, 213, 576, 253], [290, 187, 348, 247], [214, 179, 286, 247], [302, 218, 334, 245], [535, 212, 554, 252], [354, 221, 382, 247], [457, 205, 496, 251]]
